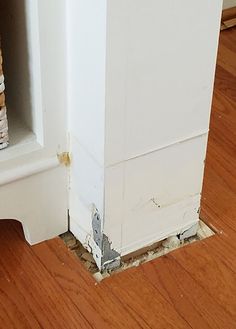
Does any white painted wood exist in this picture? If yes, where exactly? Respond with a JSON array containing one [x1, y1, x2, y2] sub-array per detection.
[[67, 0, 106, 166], [0, 113, 39, 163], [104, 135, 207, 254], [0, 0, 68, 244], [0, 166, 68, 245], [68, 0, 222, 270], [67, 0, 107, 254], [105, 0, 222, 166], [0, 156, 59, 187]]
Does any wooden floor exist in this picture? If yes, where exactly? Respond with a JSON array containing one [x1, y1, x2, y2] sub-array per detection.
[[1, 29, 236, 329]]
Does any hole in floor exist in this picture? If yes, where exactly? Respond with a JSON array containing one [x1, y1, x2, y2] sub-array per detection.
[[60, 219, 215, 283]]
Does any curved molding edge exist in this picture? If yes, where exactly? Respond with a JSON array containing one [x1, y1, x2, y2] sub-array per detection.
[[0, 156, 60, 187]]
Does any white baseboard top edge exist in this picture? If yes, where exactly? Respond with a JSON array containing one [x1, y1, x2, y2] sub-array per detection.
[[0, 156, 60, 186]]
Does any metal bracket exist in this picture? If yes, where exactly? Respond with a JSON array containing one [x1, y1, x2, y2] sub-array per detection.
[[92, 207, 121, 272]]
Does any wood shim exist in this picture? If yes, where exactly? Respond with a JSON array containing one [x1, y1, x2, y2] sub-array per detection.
[[0, 47, 9, 150], [221, 6, 236, 30]]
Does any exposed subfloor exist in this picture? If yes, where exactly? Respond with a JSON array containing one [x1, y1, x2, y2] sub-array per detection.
[[60, 220, 215, 282], [1, 28, 236, 328]]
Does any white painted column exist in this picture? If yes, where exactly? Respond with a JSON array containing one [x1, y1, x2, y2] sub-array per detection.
[[67, 0, 222, 270]]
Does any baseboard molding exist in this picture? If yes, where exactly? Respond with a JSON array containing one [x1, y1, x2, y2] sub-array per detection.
[[221, 6, 236, 30], [0, 156, 60, 186], [0, 165, 68, 245]]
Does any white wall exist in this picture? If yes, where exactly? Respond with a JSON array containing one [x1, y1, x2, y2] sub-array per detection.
[[223, 0, 236, 9]]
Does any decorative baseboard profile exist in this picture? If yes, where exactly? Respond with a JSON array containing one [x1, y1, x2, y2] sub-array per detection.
[[0, 162, 68, 245]]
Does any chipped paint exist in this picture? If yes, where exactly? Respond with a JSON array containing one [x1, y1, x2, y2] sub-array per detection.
[[177, 222, 199, 240]]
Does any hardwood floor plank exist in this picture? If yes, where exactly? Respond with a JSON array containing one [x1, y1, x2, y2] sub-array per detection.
[[33, 237, 142, 329], [140, 256, 235, 329], [104, 268, 191, 329], [217, 44, 236, 77], [0, 275, 41, 329], [214, 65, 236, 102], [220, 29, 236, 54], [212, 89, 236, 125], [0, 221, 92, 329], [170, 241, 236, 320], [201, 169, 236, 232]]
